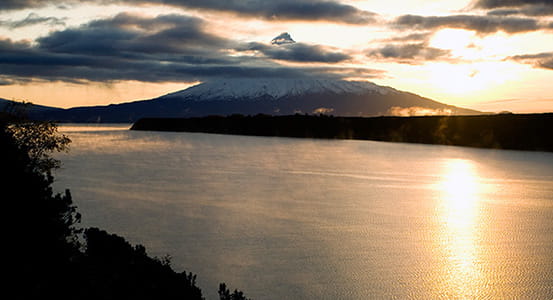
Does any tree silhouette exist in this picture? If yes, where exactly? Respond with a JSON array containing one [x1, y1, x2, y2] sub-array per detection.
[[1, 113, 250, 299], [1, 114, 81, 298], [218, 283, 251, 300]]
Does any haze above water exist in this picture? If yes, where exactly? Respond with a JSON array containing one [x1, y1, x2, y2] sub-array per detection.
[[54, 124, 553, 299]]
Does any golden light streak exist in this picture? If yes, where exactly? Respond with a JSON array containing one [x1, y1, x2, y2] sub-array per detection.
[[437, 159, 483, 298]]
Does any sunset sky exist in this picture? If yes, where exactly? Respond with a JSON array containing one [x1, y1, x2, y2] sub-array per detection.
[[1, 0, 552, 112]]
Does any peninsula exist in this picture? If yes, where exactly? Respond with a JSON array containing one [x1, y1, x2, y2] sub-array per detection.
[[131, 113, 553, 152]]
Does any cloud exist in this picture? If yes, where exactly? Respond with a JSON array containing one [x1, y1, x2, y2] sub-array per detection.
[[367, 43, 451, 64], [0, 14, 382, 85], [0, 77, 15, 86], [271, 32, 295, 45], [35, 13, 233, 66], [0, 0, 45, 10], [218, 0, 377, 24], [0, 13, 66, 29], [376, 32, 433, 43], [508, 52, 553, 69], [239, 33, 351, 63], [487, 6, 553, 16], [268, 44, 351, 63], [0, 0, 377, 24], [242, 41, 351, 63], [475, 0, 553, 8], [475, 0, 553, 16], [0, 43, 303, 83], [395, 14, 543, 34], [485, 9, 523, 16]]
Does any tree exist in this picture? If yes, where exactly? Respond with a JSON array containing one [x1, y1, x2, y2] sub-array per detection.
[[1, 113, 249, 299], [79, 227, 204, 300], [1, 114, 81, 298], [218, 283, 251, 300], [6, 120, 71, 173]]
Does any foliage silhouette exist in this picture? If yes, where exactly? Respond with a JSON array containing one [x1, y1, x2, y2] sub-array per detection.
[[218, 283, 251, 300], [2, 112, 81, 299], [78, 227, 203, 300], [1, 112, 250, 299]]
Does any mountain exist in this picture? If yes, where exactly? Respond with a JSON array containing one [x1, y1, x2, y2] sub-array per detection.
[[0, 98, 63, 117], [31, 78, 480, 122]]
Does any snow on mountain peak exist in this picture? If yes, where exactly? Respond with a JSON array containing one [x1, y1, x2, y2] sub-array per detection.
[[166, 78, 396, 101], [271, 32, 296, 45]]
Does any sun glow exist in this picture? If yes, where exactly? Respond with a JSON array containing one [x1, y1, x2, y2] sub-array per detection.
[[430, 29, 476, 57], [422, 28, 522, 97], [425, 61, 518, 96]]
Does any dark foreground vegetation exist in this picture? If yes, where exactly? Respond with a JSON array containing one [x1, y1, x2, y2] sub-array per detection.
[[1, 112, 249, 300], [132, 113, 553, 152]]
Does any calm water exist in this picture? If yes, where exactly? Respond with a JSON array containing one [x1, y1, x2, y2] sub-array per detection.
[[54, 124, 553, 299]]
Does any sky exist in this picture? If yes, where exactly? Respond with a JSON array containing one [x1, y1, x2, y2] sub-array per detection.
[[0, 0, 552, 112]]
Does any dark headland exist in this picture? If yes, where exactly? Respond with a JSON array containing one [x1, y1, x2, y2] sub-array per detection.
[[131, 113, 553, 152]]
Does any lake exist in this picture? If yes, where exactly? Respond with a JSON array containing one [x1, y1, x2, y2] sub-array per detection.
[[54, 124, 553, 299]]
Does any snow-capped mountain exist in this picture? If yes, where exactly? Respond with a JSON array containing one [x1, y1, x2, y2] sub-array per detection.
[[164, 78, 396, 101], [33, 78, 481, 122]]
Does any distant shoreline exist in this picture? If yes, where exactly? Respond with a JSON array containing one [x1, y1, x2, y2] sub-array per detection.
[[131, 113, 553, 152]]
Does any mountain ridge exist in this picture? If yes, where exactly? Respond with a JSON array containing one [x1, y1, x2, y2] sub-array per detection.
[[4, 78, 482, 122], [163, 78, 398, 101]]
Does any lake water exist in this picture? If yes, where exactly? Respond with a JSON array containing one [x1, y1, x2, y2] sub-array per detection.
[[54, 124, 553, 299]]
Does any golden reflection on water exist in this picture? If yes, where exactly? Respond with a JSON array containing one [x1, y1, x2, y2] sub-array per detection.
[[438, 159, 483, 298], [59, 124, 131, 132]]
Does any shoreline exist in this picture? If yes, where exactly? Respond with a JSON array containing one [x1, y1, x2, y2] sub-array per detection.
[[130, 113, 553, 152]]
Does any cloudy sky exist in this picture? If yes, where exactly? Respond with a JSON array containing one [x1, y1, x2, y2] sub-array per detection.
[[1, 0, 552, 112]]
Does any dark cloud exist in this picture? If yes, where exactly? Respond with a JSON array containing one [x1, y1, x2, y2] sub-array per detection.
[[0, 13, 66, 29], [0, 37, 300, 83], [241, 42, 351, 63], [509, 52, 553, 70], [475, 0, 553, 9], [0, 0, 45, 10], [486, 9, 526, 16], [215, 0, 377, 24], [0, 14, 380, 85], [475, 0, 553, 16], [38, 13, 228, 56], [510, 52, 553, 59], [0, 50, 380, 83], [367, 43, 451, 64], [268, 44, 350, 63], [376, 32, 433, 43], [486, 5, 553, 16], [395, 14, 542, 34], [0, 0, 377, 24]]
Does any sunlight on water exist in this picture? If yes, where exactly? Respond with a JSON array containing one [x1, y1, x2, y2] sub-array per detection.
[[438, 159, 482, 298], [53, 127, 553, 299], [59, 123, 131, 132]]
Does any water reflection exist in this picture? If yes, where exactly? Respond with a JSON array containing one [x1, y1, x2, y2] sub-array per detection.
[[59, 123, 131, 132], [54, 128, 553, 299], [438, 159, 483, 298]]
